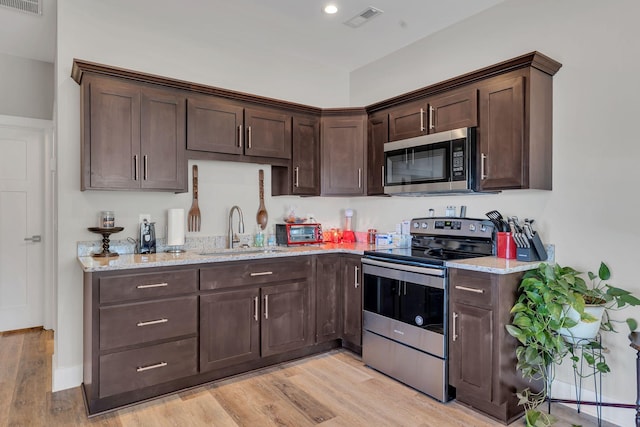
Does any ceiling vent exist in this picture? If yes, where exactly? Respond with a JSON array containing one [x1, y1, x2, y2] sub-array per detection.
[[344, 6, 383, 28], [0, 0, 42, 15]]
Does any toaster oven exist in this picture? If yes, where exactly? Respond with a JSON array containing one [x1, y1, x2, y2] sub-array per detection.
[[275, 223, 323, 246]]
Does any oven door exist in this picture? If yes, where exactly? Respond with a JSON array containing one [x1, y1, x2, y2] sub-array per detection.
[[362, 258, 447, 358]]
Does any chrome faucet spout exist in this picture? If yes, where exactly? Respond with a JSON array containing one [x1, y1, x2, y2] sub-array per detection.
[[228, 205, 245, 249]]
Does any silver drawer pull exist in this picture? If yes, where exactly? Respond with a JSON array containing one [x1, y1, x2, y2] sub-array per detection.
[[137, 283, 168, 289], [136, 361, 167, 372], [455, 285, 484, 294], [250, 271, 273, 277], [137, 318, 168, 327]]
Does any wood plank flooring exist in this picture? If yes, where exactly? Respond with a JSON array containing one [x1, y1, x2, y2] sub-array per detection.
[[1, 329, 613, 427]]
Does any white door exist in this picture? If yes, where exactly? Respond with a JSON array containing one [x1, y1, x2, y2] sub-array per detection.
[[0, 125, 44, 332]]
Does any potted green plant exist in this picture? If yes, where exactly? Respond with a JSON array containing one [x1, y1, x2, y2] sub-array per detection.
[[505, 262, 639, 427]]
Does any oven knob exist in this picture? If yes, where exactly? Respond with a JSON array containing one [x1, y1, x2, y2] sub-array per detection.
[[469, 224, 476, 232], [480, 224, 487, 232], [421, 222, 428, 229], [413, 222, 420, 229], [415, 315, 424, 326]]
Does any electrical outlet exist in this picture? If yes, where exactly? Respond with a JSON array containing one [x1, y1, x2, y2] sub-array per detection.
[[139, 214, 151, 224]]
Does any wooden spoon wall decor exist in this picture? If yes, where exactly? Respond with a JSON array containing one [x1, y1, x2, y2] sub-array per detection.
[[257, 169, 268, 230]]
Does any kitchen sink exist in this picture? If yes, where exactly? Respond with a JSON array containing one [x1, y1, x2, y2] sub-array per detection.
[[198, 247, 284, 256]]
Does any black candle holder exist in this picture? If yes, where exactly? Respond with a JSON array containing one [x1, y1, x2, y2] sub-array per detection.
[[88, 227, 124, 258]]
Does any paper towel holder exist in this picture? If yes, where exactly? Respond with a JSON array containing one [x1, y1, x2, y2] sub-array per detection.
[[166, 208, 186, 254]]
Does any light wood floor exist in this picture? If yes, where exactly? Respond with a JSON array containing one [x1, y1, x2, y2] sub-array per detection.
[[1, 329, 612, 427]]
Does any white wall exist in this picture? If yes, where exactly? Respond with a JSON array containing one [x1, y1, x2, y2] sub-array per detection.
[[0, 53, 54, 120], [350, 1, 640, 425], [54, 0, 350, 391]]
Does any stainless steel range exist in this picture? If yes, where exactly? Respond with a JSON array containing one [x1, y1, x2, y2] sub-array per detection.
[[361, 217, 495, 402]]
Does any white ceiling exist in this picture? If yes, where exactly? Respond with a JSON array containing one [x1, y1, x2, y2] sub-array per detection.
[[0, 0, 505, 70]]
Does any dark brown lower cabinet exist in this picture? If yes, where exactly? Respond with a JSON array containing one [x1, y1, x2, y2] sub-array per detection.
[[262, 280, 313, 356], [342, 255, 362, 352], [83, 254, 360, 415], [449, 268, 529, 424], [315, 254, 343, 343], [200, 288, 261, 372]]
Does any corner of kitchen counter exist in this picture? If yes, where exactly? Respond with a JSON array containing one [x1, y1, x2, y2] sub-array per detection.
[[445, 244, 555, 274]]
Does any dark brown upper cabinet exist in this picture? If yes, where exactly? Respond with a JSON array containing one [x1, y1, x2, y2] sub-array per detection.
[[388, 86, 478, 142], [367, 111, 388, 196], [477, 67, 553, 191], [187, 95, 291, 160], [321, 110, 367, 196], [80, 74, 186, 192], [291, 115, 321, 195]]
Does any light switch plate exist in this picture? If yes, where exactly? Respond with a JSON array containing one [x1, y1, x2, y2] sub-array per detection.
[[139, 214, 151, 224]]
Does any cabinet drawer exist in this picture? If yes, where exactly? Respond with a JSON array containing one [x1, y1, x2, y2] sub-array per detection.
[[100, 296, 197, 350], [449, 269, 493, 308], [200, 256, 311, 290], [99, 337, 197, 398], [99, 269, 197, 304]]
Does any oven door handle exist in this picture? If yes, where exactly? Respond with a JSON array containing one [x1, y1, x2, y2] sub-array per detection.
[[362, 257, 445, 277]]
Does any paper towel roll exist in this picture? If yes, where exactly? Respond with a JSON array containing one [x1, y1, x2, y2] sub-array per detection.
[[167, 208, 185, 246]]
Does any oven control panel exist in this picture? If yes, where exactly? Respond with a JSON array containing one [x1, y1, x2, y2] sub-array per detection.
[[411, 217, 494, 239]]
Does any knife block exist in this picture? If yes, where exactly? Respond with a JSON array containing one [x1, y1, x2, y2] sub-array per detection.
[[516, 232, 547, 262]]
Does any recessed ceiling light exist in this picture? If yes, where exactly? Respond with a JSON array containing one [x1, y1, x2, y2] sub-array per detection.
[[324, 4, 338, 14]]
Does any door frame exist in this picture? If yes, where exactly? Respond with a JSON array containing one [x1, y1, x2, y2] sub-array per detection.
[[0, 114, 55, 331]]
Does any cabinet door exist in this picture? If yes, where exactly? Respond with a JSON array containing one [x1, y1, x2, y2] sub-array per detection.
[[200, 288, 260, 372], [261, 280, 313, 357], [388, 100, 427, 141], [429, 87, 478, 133], [342, 256, 362, 349], [321, 115, 365, 196], [140, 87, 186, 191], [449, 301, 493, 398], [186, 96, 243, 155], [292, 115, 320, 195], [367, 112, 387, 196], [244, 108, 292, 159], [85, 77, 141, 190], [315, 255, 342, 343], [477, 76, 525, 190]]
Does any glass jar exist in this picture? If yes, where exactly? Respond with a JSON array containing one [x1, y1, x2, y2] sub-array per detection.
[[100, 211, 115, 228]]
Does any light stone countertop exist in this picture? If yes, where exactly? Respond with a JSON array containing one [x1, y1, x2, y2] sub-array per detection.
[[77, 243, 372, 272], [77, 242, 550, 274]]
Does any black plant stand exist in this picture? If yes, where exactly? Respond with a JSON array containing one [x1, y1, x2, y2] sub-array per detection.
[[88, 227, 124, 258], [630, 332, 640, 427]]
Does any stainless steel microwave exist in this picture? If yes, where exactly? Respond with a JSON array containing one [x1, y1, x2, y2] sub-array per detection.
[[383, 127, 477, 195]]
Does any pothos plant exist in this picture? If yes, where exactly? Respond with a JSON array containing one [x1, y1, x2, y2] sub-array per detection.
[[505, 262, 639, 427]]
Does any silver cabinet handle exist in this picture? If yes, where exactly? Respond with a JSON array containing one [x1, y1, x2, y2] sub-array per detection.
[[247, 126, 252, 148], [24, 235, 42, 242], [137, 318, 168, 327], [136, 362, 167, 372], [429, 106, 435, 130], [481, 153, 487, 180], [143, 155, 148, 180], [137, 282, 168, 289], [294, 166, 299, 188], [419, 108, 425, 132], [133, 155, 138, 180], [452, 312, 459, 342], [238, 125, 243, 148], [254, 296, 259, 321], [354, 265, 359, 288], [358, 168, 362, 189], [250, 271, 273, 277], [455, 285, 484, 294], [381, 165, 384, 187], [264, 295, 269, 319]]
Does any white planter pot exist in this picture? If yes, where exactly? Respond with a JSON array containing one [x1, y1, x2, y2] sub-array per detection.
[[558, 304, 605, 344]]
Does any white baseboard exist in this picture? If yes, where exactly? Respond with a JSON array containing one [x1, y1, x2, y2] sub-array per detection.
[[52, 355, 82, 392], [551, 379, 635, 427]]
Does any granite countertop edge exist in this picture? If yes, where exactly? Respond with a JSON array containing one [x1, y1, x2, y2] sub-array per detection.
[[78, 243, 549, 274]]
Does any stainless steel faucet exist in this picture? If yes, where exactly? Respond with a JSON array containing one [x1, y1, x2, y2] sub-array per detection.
[[227, 205, 245, 249]]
